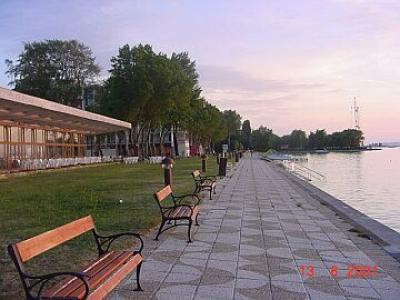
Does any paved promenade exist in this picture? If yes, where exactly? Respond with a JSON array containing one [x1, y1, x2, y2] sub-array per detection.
[[112, 156, 400, 299]]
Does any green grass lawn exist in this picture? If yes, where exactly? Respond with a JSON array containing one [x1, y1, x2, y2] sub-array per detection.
[[0, 157, 219, 298]]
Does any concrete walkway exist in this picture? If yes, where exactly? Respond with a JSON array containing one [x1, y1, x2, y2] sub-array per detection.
[[111, 156, 400, 300]]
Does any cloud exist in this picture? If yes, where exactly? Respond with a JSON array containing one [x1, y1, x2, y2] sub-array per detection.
[[198, 64, 326, 95]]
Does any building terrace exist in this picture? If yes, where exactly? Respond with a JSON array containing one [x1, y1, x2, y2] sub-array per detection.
[[0, 87, 131, 172]]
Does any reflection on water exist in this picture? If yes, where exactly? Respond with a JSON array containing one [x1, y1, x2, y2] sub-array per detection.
[[301, 147, 400, 232]]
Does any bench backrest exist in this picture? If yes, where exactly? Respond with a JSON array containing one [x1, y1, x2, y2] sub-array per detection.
[[15, 215, 95, 262], [192, 170, 201, 179], [154, 185, 172, 202]]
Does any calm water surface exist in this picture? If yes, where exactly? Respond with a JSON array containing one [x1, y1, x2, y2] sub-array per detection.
[[300, 147, 400, 232]]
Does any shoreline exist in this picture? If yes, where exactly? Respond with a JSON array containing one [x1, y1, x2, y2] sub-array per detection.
[[279, 148, 382, 154], [270, 160, 400, 260]]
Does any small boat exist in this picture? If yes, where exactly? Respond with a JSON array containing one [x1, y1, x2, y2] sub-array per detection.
[[314, 149, 329, 154], [266, 153, 294, 161]]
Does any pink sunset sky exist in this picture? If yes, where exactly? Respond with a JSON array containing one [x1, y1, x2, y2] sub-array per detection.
[[0, 0, 399, 142]]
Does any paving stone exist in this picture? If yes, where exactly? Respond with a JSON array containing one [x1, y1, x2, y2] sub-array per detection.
[[196, 282, 235, 299], [338, 278, 372, 288], [341, 286, 381, 299], [235, 278, 272, 299], [271, 281, 309, 299], [375, 288, 400, 300]]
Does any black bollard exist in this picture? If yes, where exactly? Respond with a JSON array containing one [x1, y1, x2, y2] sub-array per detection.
[[219, 157, 228, 177], [161, 156, 174, 187], [235, 152, 239, 162], [201, 154, 208, 172], [164, 168, 172, 186]]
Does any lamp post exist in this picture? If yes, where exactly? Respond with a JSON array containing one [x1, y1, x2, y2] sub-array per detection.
[[201, 154, 208, 172], [161, 156, 174, 187]]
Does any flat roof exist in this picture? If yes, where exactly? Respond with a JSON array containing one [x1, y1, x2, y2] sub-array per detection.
[[0, 87, 131, 133]]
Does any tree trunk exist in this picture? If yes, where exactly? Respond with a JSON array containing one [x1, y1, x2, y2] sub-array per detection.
[[160, 127, 166, 156], [146, 121, 152, 158], [136, 125, 145, 160]]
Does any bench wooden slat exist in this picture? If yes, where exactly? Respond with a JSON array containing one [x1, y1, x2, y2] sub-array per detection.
[[170, 206, 191, 219], [88, 254, 143, 300], [42, 251, 142, 299], [69, 252, 138, 298], [43, 252, 122, 298], [154, 185, 172, 202], [169, 206, 198, 220], [16, 216, 95, 262], [43, 252, 115, 298]]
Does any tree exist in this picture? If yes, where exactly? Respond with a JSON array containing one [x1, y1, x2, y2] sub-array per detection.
[[223, 110, 242, 151], [251, 126, 274, 152], [307, 128, 363, 149], [162, 51, 200, 154], [343, 129, 364, 148], [97, 44, 224, 156], [241, 120, 252, 149], [288, 130, 308, 150], [6, 39, 100, 107], [308, 129, 327, 149]]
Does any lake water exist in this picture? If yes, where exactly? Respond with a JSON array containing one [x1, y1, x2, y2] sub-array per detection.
[[299, 147, 400, 232]]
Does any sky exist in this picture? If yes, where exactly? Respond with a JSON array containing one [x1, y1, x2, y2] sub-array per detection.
[[0, 0, 399, 143]]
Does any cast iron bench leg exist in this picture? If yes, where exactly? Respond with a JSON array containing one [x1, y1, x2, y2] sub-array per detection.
[[134, 261, 143, 291], [155, 219, 166, 241], [188, 219, 193, 243]]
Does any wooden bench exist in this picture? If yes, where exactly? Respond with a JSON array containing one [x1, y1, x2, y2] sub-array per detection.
[[8, 216, 144, 300], [191, 170, 217, 200], [154, 185, 200, 243]]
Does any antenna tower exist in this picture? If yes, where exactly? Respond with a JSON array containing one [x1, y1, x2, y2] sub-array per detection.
[[351, 97, 360, 130]]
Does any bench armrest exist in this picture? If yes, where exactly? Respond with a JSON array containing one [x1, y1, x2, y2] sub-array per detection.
[[176, 204, 195, 214], [172, 193, 201, 206], [94, 232, 144, 256], [200, 175, 217, 181], [25, 271, 90, 299], [197, 177, 216, 183]]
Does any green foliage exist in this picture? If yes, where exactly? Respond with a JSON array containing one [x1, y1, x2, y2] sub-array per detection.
[[241, 120, 252, 149], [223, 110, 241, 134], [98, 44, 167, 123], [96, 44, 230, 153], [289, 130, 308, 149], [6, 40, 100, 107], [279, 128, 364, 150], [251, 126, 274, 152], [223, 110, 242, 151], [308, 129, 327, 149], [307, 128, 364, 149], [325, 129, 364, 149]]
